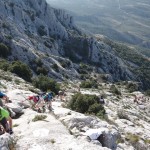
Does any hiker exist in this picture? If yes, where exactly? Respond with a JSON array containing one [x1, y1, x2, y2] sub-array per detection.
[[28, 95, 40, 109], [38, 92, 46, 97], [0, 92, 15, 118], [0, 107, 13, 134], [43, 92, 53, 110], [0, 91, 9, 105], [58, 90, 65, 101], [133, 95, 139, 104], [99, 96, 105, 104]]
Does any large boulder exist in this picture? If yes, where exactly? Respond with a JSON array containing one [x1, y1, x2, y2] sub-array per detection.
[[7, 89, 33, 108], [84, 128, 119, 149], [5, 103, 23, 114], [0, 133, 14, 150], [54, 106, 119, 149]]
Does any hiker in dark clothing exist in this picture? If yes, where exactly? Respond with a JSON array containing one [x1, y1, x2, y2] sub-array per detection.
[[0, 91, 9, 104], [99, 96, 105, 104]]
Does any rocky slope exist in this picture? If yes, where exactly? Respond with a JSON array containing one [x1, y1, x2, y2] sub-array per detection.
[[0, 70, 150, 150], [0, 0, 150, 89]]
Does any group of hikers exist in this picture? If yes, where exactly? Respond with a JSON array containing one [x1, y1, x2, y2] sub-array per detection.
[[0, 90, 66, 136], [0, 85, 104, 136], [28, 91, 54, 113]]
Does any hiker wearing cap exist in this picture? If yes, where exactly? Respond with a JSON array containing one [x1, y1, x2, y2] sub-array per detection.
[[0, 107, 13, 134], [58, 90, 65, 101], [0, 92, 14, 118], [0, 91, 9, 106], [43, 92, 53, 110]]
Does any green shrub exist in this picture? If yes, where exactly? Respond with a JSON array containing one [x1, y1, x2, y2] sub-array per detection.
[[50, 139, 56, 144], [35, 58, 43, 67], [88, 103, 106, 119], [143, 139, 150, 144], [125, 133, 140, 144], [14, 79, 21, 84], [78, 63, 93, 75], [37, 25, 47, 36], [145, 89, 150, 96], [126, 82, 138, 93], [110, 85, 121, 95], [80, 80, 98, 89], [9, 61, 32, 82], [32, 115, 47, 122], [13, 124, 19, 127], [52, 64, 59, 72], [32, 74, 60, 94], [60, 60, 71, 68], [0, 43, 11, 58], [117, 109, 130, 120], [67, 93, 105, 119], [36, 67, 48, 75], [0, 59, 10, 71]]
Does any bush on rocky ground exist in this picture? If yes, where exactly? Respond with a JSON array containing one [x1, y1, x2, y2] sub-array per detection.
[[0, 43, 11, 58], [32, 74, 60, 94], [32, 115, 47, 122], [126, 82, 139, 93], [145, 89, 150, 96], [80, 80, 98, 89], [110, 85, 121, 95], [0, 59, 32, 82], [67, 93, 105, 119], [9, 61, 32, 82]]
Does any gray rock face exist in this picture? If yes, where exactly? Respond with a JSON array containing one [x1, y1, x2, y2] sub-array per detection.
[[0, 0, 136, 82]]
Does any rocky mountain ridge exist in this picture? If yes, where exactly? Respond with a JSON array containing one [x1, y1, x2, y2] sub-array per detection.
[[0, 0, 150, 90], [0, 69, 150, 150]]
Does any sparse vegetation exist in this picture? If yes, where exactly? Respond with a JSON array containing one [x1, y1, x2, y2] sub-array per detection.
[[13, 124, 19, 127], [14, 79, 21, 85], [50, 139, 56, 144], [32, 115, 47, 122], [78, 63, 92, 74], [125, 133, 140, 144], [37, 25, 47, 36], [0, 59, 10, 71], [104, 39, 150, 90], [52, 64, 59, 72], [0, 43, 11, 58], [126, 82, 138, 93], [110, 85, 121, 95], [80, 80, 98, 89], [143, 139, 150, 144], [117, 109, 130, 120], [145, 89, 150, 96], [60, 60, 71, 68], [36, 67, 48, 75]]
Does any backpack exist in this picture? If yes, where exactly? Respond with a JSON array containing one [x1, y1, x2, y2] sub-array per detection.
[[43, 93, 52, 102]]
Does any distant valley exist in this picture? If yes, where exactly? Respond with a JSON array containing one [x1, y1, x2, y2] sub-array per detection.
[[47, 0, 150, 52]]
